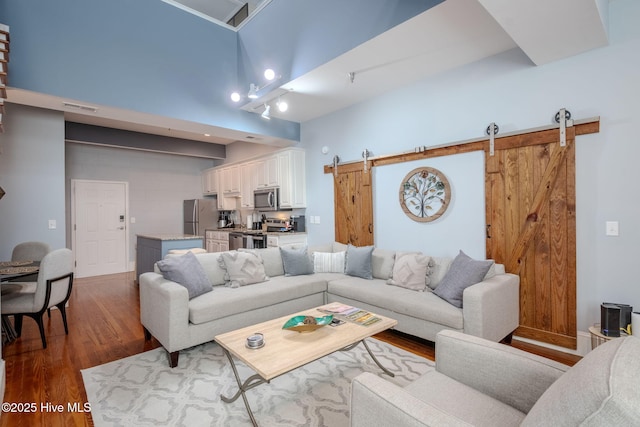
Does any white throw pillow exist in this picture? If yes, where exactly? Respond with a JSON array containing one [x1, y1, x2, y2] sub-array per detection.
[[313, 251, 346, 273], [387, 252, 432, 291], [218, 251, 268, 288]]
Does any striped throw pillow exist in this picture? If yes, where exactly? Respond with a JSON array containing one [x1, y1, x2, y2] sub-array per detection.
[[313, 251, 346, 273]]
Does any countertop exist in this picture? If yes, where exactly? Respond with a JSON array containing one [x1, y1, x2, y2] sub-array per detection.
[[205, 228, 306, 235], [137, 234, 204, 241]]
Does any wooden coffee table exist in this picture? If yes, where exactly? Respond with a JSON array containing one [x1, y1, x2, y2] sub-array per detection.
[[214, 304, 397, 426]]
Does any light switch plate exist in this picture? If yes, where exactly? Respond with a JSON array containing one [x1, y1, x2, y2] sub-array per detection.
[[48, 219, 57, 229], [606, 221, 619, 236]]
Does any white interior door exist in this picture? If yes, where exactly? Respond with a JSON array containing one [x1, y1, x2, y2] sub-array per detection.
[[72, 180, 128, 278]]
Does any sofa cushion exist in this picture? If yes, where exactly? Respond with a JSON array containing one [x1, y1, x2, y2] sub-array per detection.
[[387, 252, 431, 291], [188, 275, 328, 324], [240, 247, 284, 277], [405, 369, 526, 426], [193, 253, 227, 286], [433, 251, 494, 308], [328, 277, 463, 329], [156, 251, 212, 299], [522, 336, 640, 426], [333, 242, 348, 252], [280, 246, 314, 276], [313, 251, 346, 273], [372, 248, 395, 280], [428, 257, 454, 290], [218, 251, 268, 288], [346, 244, 374, 279]]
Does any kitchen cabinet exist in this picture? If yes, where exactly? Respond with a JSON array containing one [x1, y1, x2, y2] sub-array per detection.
[[216, 169, 238, 210], [220, 165, 240, 197], [205, 230, 230, 252], [266, 233, 307, 248], [202, 168, 217, 195], [200, 148, 305, 208], [254, 156, 279, 189], [136, 234, 204, 281], [278, 150, 306, 208], [240, 162, 255, 208]]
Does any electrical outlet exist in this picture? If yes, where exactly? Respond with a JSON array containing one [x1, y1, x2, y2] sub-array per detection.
[[606, 221, 619, 236]]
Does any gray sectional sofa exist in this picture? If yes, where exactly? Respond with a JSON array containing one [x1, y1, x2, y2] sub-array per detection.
[[139, 242, 519, 367]]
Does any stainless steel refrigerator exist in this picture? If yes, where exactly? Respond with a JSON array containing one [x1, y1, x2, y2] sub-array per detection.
[[183, 199, 218, 235]]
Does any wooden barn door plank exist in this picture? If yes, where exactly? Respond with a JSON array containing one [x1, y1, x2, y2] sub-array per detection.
[[333, 167, 374, 246], [486, 127, 577, 349]]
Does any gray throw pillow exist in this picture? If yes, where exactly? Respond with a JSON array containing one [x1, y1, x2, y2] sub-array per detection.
[[433, 250, 494, 308], [156, 251, 212, 299], [280, 246, 314, 276], [345, 244, 374, 279]]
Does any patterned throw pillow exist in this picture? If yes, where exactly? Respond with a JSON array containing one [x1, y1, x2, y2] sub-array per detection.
[[387, 252, 432, 291], [313, 251, 346, 273], [156, 251, 212, 299], [218, 251, 268, 288]]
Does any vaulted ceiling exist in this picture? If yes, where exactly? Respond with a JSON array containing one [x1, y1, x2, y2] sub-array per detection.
[[8, 0, 609, 146]]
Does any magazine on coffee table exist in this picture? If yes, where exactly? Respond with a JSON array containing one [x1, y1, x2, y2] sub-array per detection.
[[320, 303, 382, 326]]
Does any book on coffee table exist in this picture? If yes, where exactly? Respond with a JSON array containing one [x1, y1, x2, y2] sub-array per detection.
[[320, 303, 382, 326]]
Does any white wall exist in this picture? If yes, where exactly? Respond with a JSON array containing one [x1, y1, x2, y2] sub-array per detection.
[[301, 0, 640, 333], [0, 104, 66, 260], [65, 143, 214, 264]]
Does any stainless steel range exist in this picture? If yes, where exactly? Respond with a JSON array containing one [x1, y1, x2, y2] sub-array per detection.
[[229, 230, 266, 250]]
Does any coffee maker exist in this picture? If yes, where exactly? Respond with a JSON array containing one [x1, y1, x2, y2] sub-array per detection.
[[289, 215, 306, 232]]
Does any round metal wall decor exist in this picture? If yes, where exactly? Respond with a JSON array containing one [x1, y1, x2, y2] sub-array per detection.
[[399, 167, 451, 222]]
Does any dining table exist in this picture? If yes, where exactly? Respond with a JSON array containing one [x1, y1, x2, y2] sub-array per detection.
[[1, 260, 40, 345]]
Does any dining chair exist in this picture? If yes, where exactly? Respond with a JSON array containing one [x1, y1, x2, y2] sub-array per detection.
[[1, 248, 74, 348], [11, 241, 51, 262]]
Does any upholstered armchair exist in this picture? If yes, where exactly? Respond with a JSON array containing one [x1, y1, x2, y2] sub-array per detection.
[[351, 329, 639, 426]]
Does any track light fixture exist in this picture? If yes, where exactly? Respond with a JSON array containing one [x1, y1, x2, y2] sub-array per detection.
[[261, 104, 271, 120], [277, 97, 288, 113], [247, 83, 259, 99], [231, 69, 281, 103]]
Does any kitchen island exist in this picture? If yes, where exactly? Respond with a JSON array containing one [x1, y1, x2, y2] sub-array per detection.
[[136, 234, 204, 281]]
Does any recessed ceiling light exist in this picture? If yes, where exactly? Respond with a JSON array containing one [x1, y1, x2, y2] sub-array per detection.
[[264, 69, 275, 81], [204, 133, 210, 137]]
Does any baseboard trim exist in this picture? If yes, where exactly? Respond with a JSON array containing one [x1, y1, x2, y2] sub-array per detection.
[[514, 330, 592, 357]]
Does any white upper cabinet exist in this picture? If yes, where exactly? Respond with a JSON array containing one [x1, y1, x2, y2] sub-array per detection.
[[278, 149, 306, 209], [220, 165, 240, 197], [240, 162, 255, 208], [202, 168, 217, 195], [254, 155, 279, 189], [201, 148, 306, 208]]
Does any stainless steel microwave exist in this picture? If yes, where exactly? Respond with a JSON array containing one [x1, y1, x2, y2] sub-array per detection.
[[254, 188, 279, 211]]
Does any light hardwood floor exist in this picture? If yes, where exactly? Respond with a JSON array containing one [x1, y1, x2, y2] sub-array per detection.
[[0, 272, 581, 427]]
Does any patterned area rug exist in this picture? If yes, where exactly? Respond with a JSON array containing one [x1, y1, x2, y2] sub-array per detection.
[[82, 338, 433, 426]]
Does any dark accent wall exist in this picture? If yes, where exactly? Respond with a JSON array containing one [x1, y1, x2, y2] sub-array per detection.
[[65, 122, 226, 159]]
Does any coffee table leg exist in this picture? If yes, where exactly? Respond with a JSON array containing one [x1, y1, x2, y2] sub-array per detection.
[[220, 348, 265, 427], [361, 339, 395, 377], [340, 339, 395, 377]]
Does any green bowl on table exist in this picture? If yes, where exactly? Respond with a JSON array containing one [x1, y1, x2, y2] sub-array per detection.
[[282, 315, 333, 333]]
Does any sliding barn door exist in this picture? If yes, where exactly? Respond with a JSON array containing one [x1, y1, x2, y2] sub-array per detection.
[[333, 165, 374, 246], [486, 127, 577, 349]]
